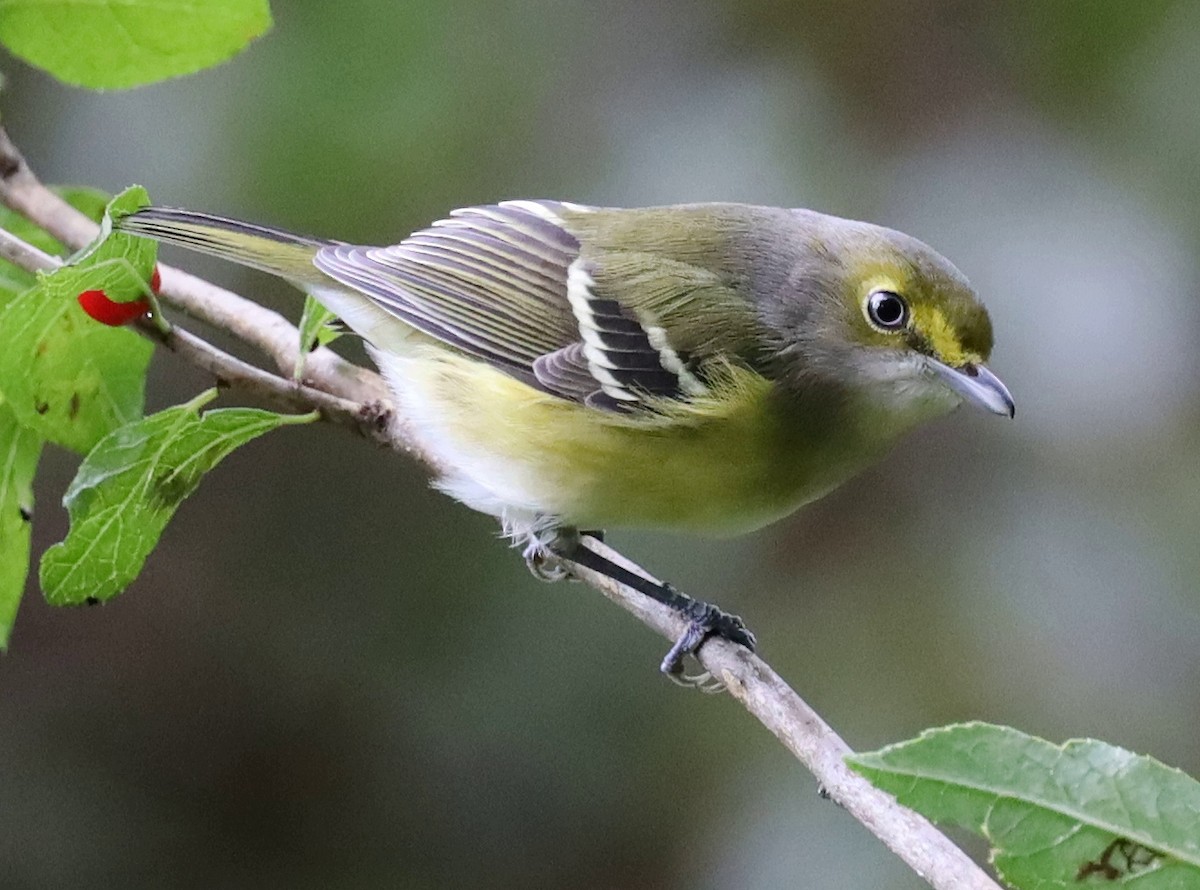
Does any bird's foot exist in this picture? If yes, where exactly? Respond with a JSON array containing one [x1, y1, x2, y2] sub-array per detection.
[[523, 540, 571, 581], [521, 524, 576, 582], [658, 588, 756, 691], [551, 531, 757, 690]]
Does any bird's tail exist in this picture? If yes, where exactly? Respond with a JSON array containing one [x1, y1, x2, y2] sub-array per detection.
[[116, 207, 331, 285], [119, 206, 428, 354]]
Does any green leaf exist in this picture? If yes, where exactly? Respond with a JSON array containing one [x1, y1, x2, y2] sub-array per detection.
[[0, 0, 272, 90], [40, 390, 314, 606], [0, 186, 154, 452], [0, 186, 109, 304], [848, 723, 1200, 889], [0, 400, 41, 649], [0, 257, 32, 302], [294, 294, 341, 379]]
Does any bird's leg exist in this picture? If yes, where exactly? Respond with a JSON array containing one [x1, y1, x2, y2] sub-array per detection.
[[528, 526, 756, 685]]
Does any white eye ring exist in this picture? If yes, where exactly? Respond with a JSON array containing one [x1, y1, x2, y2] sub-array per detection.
[[865, 290, 909, 331]]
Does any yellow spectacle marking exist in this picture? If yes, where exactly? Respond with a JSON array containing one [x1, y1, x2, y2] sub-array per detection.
[[911, 305, 978, 367]]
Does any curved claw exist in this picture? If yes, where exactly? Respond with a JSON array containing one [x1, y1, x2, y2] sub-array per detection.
[[659, 598, 757, 682], [522, 526, 574, 582], [666, 669, 728, 693], [524, 547, 570, 582]]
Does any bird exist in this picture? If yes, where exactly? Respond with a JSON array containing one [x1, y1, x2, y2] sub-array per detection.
[[117, 200, 1013, 681]]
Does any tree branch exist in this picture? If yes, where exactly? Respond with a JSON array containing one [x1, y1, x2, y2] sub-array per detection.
[[0, 226, 393, 443], [0, 126, 1001, 890]]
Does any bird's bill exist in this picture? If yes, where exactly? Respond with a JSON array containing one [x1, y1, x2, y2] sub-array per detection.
[[928, 359, 1015, 418]]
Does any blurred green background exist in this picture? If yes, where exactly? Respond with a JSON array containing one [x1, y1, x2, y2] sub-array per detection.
[[4, 1, 1200, 887]]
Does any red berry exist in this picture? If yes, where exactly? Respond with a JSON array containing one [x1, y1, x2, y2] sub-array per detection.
[[77, 289, 151, 326], [150, 266, 161, 293]]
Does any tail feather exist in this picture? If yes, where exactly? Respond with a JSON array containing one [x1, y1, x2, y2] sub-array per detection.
[[116, 207, 331, 284]]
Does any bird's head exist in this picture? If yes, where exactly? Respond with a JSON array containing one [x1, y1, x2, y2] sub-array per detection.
[[772, 211, 1014, 421]]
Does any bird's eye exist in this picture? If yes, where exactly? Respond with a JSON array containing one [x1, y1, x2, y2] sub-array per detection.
[[865, 290, 909, 331]]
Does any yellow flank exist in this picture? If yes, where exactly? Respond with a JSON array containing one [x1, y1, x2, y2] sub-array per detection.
[[398, 347, 890, 533]]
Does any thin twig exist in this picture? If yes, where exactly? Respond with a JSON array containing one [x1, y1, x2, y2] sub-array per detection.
[[0, 128, 407, 452], [0, 125, 1001, 890], [149, 324, 396, 441], [0, 226, 393, 442], [0, 220, 56, 271], [154, 263, 395, 408]]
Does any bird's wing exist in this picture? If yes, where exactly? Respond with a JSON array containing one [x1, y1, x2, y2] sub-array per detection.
[[313, 200, 758, 411]]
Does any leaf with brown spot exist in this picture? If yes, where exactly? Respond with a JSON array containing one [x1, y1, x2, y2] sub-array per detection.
[[0, 187, 153, 453], [849, 723, 1200, 889], [40, 390, 315, 606], [0, 400, 42, 648]]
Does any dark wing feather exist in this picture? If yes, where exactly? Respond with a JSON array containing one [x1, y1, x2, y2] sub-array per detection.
[[313, 200, 712, 410]]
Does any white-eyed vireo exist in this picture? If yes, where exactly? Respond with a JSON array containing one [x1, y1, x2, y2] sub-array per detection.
[[118, 201, 1013, 679]]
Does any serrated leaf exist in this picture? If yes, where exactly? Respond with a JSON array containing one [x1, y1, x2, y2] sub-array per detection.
[[848, 722, 1200, 889], [41, 389, 314, 606], [0, 0, 272, 90], [0, 186, 109, 305], [0, 400, 41, 649], [294, 294, 341, 379], [0, 186, 154, 452]]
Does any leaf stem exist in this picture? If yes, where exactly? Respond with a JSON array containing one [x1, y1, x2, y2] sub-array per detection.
[[182, 388, 221, 413]]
